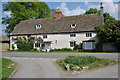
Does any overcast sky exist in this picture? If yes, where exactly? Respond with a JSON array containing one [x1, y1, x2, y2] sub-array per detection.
[[0, 0, 120, 35]]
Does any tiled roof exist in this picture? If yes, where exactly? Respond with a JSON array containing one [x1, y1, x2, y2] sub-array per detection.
[[11, 14, 104, 35]]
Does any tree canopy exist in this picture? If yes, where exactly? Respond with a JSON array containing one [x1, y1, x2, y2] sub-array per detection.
[[84, 8, 100, 14], [84, 8, 116, 23], [95, 20, 120, 51], [2, 1, 51, 34]]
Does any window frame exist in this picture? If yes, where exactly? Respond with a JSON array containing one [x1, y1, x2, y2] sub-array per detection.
[[35, 43, 40, 48], [70, 41, 76, 47], [70, 24, 77, 28], [86, 32, 92, 37], [35, 24, 42, 29], [43, 34, 47, 38], [70, 33, 76, 37]]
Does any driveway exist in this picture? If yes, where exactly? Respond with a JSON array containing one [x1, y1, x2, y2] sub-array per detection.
[[5, 56, 119, 78], [2, 53, 119, 78]]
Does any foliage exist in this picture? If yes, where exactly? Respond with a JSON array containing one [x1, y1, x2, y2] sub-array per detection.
[[95, 20, 120, 51], [17, 42, 33, 51], [56, 56, 118, 71], [84, 8, 100, 14], [50, 48, 73, 52], [64, 56, 99, 65], [2, 1, 51, 34], [12, 44, 15, 50], [73, 43, 82, 50], [103, 12, 116, 23], [2, 58, 15, 80], [16, 37, 34, 51], [84, 8, 116, 23]]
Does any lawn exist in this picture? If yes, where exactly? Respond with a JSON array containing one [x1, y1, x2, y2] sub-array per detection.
[[0, 58, 16, 80], [56, 56, 118, 72]]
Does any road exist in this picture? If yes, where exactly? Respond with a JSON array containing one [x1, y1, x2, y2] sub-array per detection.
[[1, 53, 119, 78], [2, 53, 119, 60]]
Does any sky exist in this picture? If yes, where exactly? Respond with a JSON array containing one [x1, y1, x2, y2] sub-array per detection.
[[0, 0, 120, 35]]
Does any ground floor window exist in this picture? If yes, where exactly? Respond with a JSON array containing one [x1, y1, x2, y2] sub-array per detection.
[[35, 43, 40, 48], [70, 41, 76, 47]]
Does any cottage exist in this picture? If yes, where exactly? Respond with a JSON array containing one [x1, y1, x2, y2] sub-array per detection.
[[10, 3, 104, 51]]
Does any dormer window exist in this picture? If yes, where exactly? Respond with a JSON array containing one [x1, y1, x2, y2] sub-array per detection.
[[35, 24, 42, 29], [70, 24, 76, 28]]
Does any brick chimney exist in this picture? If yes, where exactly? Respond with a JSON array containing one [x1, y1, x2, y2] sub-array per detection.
[[55, 9, 62, 19]]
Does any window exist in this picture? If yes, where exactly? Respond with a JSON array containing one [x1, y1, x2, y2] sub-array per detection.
[[35, 24, 42, 29], [27, 35, 31, 38], [43, 35, 47, 38], [70, 24, 76, 28], [86, 32, 92, 37], [70, 33, 76, 37], [35, 43, 40, 48], [70, 41, 76, 47]]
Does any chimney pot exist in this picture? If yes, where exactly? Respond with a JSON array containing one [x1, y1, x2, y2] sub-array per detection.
[[55, 9, 62, 19]]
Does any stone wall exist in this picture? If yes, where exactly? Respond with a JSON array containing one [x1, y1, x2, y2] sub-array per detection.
[[0, 43, 9, 51], [102, 43, 117, 52]]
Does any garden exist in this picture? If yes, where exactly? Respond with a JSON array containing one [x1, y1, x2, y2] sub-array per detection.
[[56, 56, 118, 72]]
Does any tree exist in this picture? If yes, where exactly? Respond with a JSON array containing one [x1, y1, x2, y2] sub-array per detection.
[[2, 1, 51, 34], [84, 8, 116, 23], [95, 20, 120, 51], [84, 8, 100, 14], [103, 12, 116, 23]]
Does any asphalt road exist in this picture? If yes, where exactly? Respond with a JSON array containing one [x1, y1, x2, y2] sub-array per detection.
[[1, 53, 119, 78], [2, 53, 119, 60], [6, 57, 118, 78]]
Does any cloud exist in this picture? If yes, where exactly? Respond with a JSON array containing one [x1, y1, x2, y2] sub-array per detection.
[[84, 0, 118, 19], [3, 11, 11, 17], [57, 3, 86, 16]]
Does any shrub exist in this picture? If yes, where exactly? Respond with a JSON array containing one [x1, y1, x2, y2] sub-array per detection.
[[50, 48, 73, 52], [64, 56, 99, 66], [17, 42, 33, 51], [73, 43, 82, 50], [34, 48, 38, 51]]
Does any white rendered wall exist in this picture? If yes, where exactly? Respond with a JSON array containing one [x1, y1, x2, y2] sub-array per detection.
[[10, 32, 98, 50]]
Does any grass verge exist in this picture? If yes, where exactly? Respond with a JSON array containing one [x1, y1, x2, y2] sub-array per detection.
[[0, 58, 16, 80], [56, 56, 118, 72]]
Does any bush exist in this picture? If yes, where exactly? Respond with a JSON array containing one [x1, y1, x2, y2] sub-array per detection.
[[56, 56, 118, 71], [73, 43, 82, 50], [34, 48, 38, 51], [50, 48, 73, 52], [64, 56, 99, 66], [17, 42, 33, 51]]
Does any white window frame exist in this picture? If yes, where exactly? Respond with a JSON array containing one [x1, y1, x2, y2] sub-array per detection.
[[70, 24, 76, 28], [86, 32, 92, 37], [43, 34, 47, 38], [35, 24, 42, 29], [70, 41, 76, 47], [70, 33, 76, 37]]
